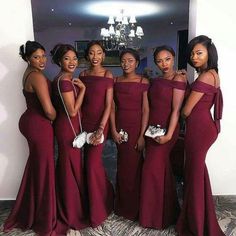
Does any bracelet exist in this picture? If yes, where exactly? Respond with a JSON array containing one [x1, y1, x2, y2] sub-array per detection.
[[98, 124, 104, 130]]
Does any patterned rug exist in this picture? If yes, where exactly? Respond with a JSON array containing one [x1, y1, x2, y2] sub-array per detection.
[[1, 196, 236, 235], [1, 141, 236, 235]]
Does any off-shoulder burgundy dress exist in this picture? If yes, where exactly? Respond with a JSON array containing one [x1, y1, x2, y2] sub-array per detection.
[[139, 77, 186, 229], [79, 73, 114, 227], [4, 79, 57, 236], [113, 78, 149, 220], [52, 78, 89, 234], [176, 79, 224, 236]]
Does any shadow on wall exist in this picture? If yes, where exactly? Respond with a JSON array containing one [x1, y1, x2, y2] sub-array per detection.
[[0, 44, 28, 199]]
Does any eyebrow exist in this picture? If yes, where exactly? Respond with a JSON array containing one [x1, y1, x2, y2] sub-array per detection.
[[156, 56, 171, 61]]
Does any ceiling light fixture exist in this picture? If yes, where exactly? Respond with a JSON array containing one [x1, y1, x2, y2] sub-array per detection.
[[100, 9, 144, 51]]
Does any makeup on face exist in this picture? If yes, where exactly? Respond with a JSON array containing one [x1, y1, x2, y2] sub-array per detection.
[[155, 50, 174, 73], [120, 53, 137, 72], [88, 44, 104, 66], [61, 50, 78, 73], [29, 49, 47, 71], [190, 43, 208, 70]]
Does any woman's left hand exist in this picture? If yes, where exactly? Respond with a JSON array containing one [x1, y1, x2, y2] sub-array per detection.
[[135, 136, 145, 152], [89, 128, 103, 146], [154, 134, 171, 144], [73, 78, 86, 90]]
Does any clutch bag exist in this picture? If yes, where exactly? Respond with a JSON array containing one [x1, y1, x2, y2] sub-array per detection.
[[145, 125, 166, 138]]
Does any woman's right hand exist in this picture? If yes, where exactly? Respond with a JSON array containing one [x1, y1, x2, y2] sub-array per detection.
[[73, 78, 85, 90], [112, 130, 123, 144]]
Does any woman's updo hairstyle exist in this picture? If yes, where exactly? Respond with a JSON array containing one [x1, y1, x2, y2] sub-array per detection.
[[50, 43, 78, 67], [19, 41, 45, 62]]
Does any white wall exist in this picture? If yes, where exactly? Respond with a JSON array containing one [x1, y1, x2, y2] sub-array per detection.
[[189, 0, 236, 195], [0, 0, 34, 199]]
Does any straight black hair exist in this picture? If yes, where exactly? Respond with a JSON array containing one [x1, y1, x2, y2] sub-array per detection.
[[187, 35, 218, 73]]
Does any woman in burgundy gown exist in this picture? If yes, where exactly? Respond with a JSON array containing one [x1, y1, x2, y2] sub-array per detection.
[[51, 44, 89, 234], [110, 48, 149, 220], [3, 41, 57, 236], [139, 45, 186, 229], [79, 40, 114, 227], [176, 36, 225, 236]]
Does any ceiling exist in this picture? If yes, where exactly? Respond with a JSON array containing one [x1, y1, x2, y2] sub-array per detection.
[[31, 0, 190, 32]]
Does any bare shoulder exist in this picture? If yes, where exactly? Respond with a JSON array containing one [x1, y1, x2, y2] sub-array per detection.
[[173, 72, 187, 83], [198, 70, 219, 86], [105, 70, 114, 79], [29, 71, 47, 82], [141, 77, 150, 84]]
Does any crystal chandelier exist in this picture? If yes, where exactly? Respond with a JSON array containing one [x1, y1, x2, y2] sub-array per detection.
[[100, 9, 144, 51]]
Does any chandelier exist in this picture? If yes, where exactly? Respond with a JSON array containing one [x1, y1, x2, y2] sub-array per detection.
[[100, 10, 144, 51]]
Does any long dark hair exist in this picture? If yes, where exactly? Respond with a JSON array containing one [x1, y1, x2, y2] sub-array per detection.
[[19, 41, 45, 62], [187, 35, 218, 73]]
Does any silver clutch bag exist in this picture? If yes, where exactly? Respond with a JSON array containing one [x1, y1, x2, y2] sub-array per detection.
[[119, 129, 128, 142], [72, 131, 87, 148], [145, 125, 166, 138]]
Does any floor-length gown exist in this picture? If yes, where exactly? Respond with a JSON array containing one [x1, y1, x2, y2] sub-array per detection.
[[3, 80, 57, 236], [139, 77, 186, 229], [176, 79, 224, 236], [79, 73, 114, 227], [113, 79, 149, 220], [52, 78, 89, 234]]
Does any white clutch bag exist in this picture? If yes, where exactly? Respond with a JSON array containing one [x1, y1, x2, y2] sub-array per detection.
[[72, 131, 87, 148], [86, 132, 104, 144], [145, 125, 166, 138]]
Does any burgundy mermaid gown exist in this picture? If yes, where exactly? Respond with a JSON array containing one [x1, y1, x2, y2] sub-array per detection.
[[3, 80, 57, 236], [52, 79, 89, 234], [79, 73, 114, 227], [113, 79, 149, 220], [176, 80, 224, 236], [139, 77, 186, 229]]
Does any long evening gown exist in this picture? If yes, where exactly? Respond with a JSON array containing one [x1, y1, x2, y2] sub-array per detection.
[[113, 78, 149, 220], [79, 73, 114, 227], [139, 77, 186, 229], [3, 79, 57, 236], [176, 79, 224, 236], [52, 78, 89, 234]]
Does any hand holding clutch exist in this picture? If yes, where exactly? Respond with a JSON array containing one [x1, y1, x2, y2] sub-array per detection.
[[145, 125, 166, 138]]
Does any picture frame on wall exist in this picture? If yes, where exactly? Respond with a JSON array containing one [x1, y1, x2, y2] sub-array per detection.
[[74, 40, 89, 68], [74, 40, 120, 67]]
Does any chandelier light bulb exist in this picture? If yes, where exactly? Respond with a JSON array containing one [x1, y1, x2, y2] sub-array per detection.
[[108, 16, 115, 24], [122, 16, 129, 25], [100, 9, 144, 51], [129, 29, 135, 38], [129, 15, 137, 24], [109, 25, 115, 35], [136, 26, 144, 36]]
